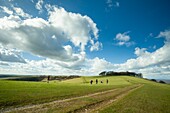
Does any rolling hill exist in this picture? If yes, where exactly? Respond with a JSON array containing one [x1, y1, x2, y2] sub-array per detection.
[[0, 76, 169, 113]]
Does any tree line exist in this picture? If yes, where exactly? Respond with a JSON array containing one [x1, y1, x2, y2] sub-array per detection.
[[99, 71, 143, 78]]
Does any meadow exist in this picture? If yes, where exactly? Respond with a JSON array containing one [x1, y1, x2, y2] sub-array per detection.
[[0, 76, 169, 113], [99, 77, 170, 113]]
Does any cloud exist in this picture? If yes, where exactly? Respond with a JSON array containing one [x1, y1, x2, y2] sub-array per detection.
[[13, 7, 32, 18], [0, 56, 116, 75], [119, 44, 170, 69], [85, 57, 116, 74], [0, 62, 9, 66], [115, 30, 170, 78], [90, 40, 102, 51], [157, 29, 170, 42], [115, 32, 130, 41], [0, 5, 101, 65], [134, 47, 148, 57], [0, 6, 13, 15], [114, 32, 135, 47], [1, 27, 170, 79], [106, 0, 119, 9], [48, 6, 99, 52], [0, 2, 169, 79], [0, 16, 78, 62], [35, 0, 44, 13], [0, 46, 26, 63]]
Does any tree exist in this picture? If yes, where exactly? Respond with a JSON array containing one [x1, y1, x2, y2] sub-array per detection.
[[99, 71, 106, 76], [159, 80, 166, 84], [150, 79, 157, 82]]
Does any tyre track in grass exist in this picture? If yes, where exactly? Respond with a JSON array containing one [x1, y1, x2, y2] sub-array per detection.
[[2, 84, 143, 113], [1, 87, 120, 113], [70, 84, 143, 113]]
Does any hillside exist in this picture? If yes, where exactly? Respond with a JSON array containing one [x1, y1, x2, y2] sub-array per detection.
[[0, 76, 169, 113]]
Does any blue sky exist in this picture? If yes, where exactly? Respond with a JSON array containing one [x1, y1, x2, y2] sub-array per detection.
[[0, 0, 170, 79]]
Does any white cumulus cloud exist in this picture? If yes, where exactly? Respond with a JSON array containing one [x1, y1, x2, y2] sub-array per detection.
[[114, 32, 135, 47], [115, 30, 170, 78], [134, 47, 148, 57], [0, 57, 116, 75], [0, 46, 26, 63], [90, 40, 102, 51], [13, 7, 32, 18], [86, 57, 116, 74], [0, 6, 13, 15], [48, 6, 99, 52], [0, 5, 101, 66], [116, 32, 130, 41]]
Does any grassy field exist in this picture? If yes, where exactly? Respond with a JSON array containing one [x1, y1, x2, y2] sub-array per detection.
[[0, 76, 169, 113], [99, 77, 170, 113], [0, 76, 131, 109]]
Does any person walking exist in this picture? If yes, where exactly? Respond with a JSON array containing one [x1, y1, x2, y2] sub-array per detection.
[[90, 80, 93, 85], [96, 79, 98, 84], [106, 79, 109, 84]]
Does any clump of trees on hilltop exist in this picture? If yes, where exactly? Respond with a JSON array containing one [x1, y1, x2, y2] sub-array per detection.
[[99, 71, 143, 78]]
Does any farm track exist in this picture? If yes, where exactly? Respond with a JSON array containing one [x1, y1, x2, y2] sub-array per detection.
[[2, 84, 143, 113], [73, 84, 143, 113]]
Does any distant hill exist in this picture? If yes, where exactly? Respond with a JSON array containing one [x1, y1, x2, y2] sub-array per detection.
[[156, 79, 170, 84], [0, 74, 80, 82], [0, 74, 20, 78]]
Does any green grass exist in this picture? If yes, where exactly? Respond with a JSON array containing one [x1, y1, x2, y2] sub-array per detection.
[[99, 78, 170, 113], [0, 76, 169, 113], [0, 76, 133, 109]]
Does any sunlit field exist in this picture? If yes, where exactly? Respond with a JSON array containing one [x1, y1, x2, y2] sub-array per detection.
[[99, 77, 170, 113], [0, 76, 131, 109], [0, 76, 169, 113]]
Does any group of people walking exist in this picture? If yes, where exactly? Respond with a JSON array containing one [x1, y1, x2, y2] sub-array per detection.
[[90, 79, 109, 84]]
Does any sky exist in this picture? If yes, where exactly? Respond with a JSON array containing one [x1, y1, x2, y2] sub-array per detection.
[[0, 0, 170, 79]]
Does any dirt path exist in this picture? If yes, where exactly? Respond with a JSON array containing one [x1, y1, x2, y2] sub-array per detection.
[[73, 84, 143, 113], [2, 89, 118, 113], [2, 84, 143, 113]]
